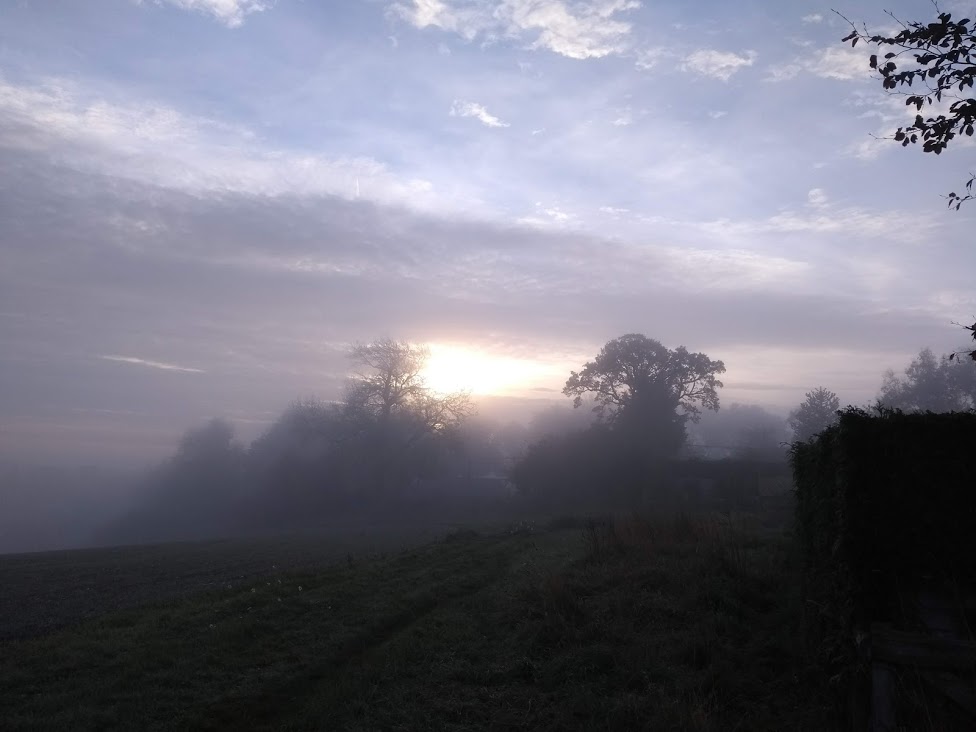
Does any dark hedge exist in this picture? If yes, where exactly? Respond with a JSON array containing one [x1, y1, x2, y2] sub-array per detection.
[[790, 407, 976, 709]]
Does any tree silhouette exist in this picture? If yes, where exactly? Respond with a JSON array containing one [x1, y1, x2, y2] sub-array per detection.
[[563, 334, 725, 457], [878, 347, 976, 412], [343, 339, 472, 495], [788, 387, 840, 442]]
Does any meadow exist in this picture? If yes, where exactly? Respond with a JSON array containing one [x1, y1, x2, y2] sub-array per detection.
[[1, 514, 832, 731]]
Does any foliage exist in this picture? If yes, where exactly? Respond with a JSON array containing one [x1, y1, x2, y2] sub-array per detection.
[[687, 402, 789, 462], [564, 334, 725, 423], [509, 427, 647, 508], [950, 318, 976, 362], [791, 408, 976, 719], [878, 346, 976, 412], [841, 8, 976, 208], [788, 387, 840, 442], [106, 418, 248, 543], [563, 334, 724, 459]]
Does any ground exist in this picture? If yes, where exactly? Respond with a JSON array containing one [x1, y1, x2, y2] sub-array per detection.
[[0, 515, 832, 731]]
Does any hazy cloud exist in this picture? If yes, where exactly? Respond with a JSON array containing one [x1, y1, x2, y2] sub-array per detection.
[[634, 46, 669, 70], [681, 49, 757, 81], [391, 0, 641, 59], [810, 46, 872, 81], [0, 77, 444, 210], [100, 356, 206, 373], [149, 0, 272, 27], [450, 100, 510, 128]]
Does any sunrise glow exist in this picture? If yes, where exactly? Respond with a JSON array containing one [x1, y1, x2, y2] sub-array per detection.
[[421, 344, 555, 396]]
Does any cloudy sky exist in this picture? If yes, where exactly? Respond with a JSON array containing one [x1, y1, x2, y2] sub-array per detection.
[[1, 0, 974, 463]]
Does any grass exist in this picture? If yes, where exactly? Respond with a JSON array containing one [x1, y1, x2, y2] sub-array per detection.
[[0, 515, 832, 730]]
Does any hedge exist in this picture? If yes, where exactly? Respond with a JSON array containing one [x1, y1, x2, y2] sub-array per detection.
[[790, 407, 976, 698]]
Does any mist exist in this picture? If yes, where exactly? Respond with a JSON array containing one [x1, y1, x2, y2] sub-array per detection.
[[5, 4, 976, 729]]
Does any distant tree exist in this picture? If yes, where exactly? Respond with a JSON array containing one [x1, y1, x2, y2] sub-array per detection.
[[689, 402, 789, 460], [840, 7, 975, 208], [109, 418, 248, 543], [563, 334, 725, 457], [526, 403, 598, 442], [878, 347, 976, 412], [734, 423, 788, 462], [788, 387, 841, 442], [343, 339, 473, 494], [344, 340, 470, 429]]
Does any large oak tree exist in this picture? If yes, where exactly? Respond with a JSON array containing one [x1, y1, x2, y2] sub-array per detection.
[[563, 334, 725, 457]]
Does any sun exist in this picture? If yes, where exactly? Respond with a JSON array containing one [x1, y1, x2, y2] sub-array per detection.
[[421, 343, 552, 396]]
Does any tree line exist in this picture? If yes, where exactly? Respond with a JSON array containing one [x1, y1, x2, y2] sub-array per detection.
[[101, 335, 976, 544]]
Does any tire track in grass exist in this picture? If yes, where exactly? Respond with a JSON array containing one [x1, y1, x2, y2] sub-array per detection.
[[193, 535, 536, 731]]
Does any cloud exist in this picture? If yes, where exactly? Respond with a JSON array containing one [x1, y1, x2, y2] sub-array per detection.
[[635, 46, 668, 70], [150, 0, 272, 27], [765, 45, 873, 83], [450, 100, 510, 127], [0, 77, 444, 210], [809, 46, 872, 81], [681, 49, 757, 81], [807, 188, 828, 207], [801, 13, 823, 24], [100, 356, 205, 373], [518, 202, 578, 227], [699, 203, 935, 243], [611, 110, 632, 126], [2, 148, 970, 463], [390, 0, 641, 59]]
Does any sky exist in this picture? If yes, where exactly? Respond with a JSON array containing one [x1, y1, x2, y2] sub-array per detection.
[[1, 0, 974, 464]]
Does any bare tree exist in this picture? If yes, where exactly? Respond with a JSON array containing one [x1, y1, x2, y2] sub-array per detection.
[[343, 339, 473, 495]]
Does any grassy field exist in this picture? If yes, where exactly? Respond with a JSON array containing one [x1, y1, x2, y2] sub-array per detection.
[[1, 515, 832, 730]]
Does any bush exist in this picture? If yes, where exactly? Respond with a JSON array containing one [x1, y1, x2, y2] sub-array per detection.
[[790, 407, 976, 714]]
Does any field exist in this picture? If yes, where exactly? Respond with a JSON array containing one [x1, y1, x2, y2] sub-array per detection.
[[0, 515, 832, 730]]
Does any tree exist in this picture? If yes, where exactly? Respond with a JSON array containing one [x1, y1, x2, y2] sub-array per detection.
[[841, 8, 976, 362], [840, 8, 975, 208], [343, 339, 473, 494], [563, 334, 725, 457], [878, 347, 976, 412], [108, 418, 248, 543], [788, 387, 841, 442], [950, 320, 976, 363], [689, 402, 789, 459]]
